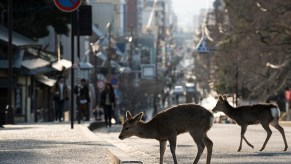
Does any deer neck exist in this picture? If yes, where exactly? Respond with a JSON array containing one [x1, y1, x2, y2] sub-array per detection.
[[223, 102, 238, 119], [136, 121, 157, 139]]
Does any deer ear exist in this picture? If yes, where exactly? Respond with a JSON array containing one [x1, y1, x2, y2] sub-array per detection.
[[126, 111, 132, 119], [223, 94, 227, 100], [218, 95, 224, 101], [133, 112, 143, 122]]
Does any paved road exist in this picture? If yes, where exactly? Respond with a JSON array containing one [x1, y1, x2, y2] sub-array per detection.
[[94, 123, 291, 164]]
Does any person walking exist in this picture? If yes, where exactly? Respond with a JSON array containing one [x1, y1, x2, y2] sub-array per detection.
[[99, 82, 115, 127], [75, 79, 90, 121], [53, 76, 69, 122]]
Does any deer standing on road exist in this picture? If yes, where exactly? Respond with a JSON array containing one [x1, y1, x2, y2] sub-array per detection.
[[213, 95, 288, 152], [118, 104, 214, 164]]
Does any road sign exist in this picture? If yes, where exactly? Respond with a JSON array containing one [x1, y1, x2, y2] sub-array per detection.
[[196, 37, 210, 53], [97, 80, 105, 90], [110, 77, 118, 86], [54, 0, 82, 12]]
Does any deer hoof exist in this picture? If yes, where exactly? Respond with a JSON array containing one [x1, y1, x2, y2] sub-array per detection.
[[250, 145, 254, 149], [284, 147, 288, 151]]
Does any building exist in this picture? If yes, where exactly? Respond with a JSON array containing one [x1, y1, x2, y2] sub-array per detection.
[[0, 25, 71, 123]]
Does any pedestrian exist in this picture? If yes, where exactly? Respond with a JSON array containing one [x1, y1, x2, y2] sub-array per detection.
[[53, 75, 69, 122], [75, 79, 90, 121], [99, 82, 116, 127]]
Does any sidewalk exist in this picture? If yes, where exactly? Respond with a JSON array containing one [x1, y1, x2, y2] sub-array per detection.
[[0, 121, 140, 164]]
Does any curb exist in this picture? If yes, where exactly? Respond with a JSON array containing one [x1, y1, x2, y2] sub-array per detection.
[[87, 121, 143, 164]]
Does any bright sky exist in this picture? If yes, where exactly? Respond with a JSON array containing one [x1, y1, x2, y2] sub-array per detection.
[[172, 0, 214, 31]]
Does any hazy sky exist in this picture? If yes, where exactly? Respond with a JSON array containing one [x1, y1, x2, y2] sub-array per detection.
[[172, 0, 214, 30]]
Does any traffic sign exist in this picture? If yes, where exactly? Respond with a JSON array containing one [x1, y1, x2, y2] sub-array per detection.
[[54, 0, 82, 12], [196, 37, 210, 53], [110, 77, 118, 86], [97, 80, 105, 90]]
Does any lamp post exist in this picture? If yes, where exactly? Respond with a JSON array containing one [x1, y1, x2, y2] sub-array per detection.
[[128, 24, 134, 69], [106, 22, 112, 80], [90, 42, 100, 120]]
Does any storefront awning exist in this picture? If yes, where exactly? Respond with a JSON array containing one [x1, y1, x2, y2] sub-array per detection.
[[36, 75, 56, 87], [52, 59, 72, 71], [79, 62, 93, 70], [22, 58, 50, 70], [0, 25, 41, 47]]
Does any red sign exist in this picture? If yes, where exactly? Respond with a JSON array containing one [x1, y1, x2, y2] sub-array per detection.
[[54, 0, 82, 12]]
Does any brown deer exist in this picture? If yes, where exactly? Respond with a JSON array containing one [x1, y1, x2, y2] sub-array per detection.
[[213, 95, 288, 152], [118, 104, 214, 164]]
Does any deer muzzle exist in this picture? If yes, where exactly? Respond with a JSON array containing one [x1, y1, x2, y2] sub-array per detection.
[[118, 135, 125, 140]]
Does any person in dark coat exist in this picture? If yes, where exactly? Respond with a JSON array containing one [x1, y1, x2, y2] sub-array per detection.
[[52, 76, 69, 122], [75, 79, 90, 121], [99, 82, 115, 127]]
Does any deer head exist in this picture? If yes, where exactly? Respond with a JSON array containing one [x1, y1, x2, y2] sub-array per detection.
[[119, 111, 143, 140], [212, 95, 228, 112]]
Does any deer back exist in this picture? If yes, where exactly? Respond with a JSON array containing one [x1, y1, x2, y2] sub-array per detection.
[[157, 104, 212, 127], [234, 104, 279, 125]]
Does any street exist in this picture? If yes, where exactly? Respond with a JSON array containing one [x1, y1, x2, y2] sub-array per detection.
[[94, 123, 291, 164]]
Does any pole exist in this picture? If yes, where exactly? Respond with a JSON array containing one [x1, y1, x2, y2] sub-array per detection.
[[70, 11, 76, 129], [106, 22, 112, 80], [108, 22, 111, 78], [129, 25, 133, 68], [76, 8, 81, 124], [7, 0, 14, 124], [153, 25, 160, 115]]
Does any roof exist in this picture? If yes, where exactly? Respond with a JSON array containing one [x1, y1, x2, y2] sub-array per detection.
[[0, 25, 40, 47]]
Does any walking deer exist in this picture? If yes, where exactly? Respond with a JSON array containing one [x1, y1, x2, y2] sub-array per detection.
[[213, 95, 288, 152], [118, 104, 214, 164]]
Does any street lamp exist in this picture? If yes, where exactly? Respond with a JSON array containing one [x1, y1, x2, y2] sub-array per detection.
[[106, 22, 113, 80], [128, 24, 134, 69], [90, 42, 100, 120]]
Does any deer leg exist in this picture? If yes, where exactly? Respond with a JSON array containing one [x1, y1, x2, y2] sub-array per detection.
[[271, 121, 288, 151], [238, 125, 248, 152], [168, 136, 178, 164], [159, 140, 167, 164], [243, 136, 254, 149], [260, 122, 272, 151], [202, 134, 213, 164], [190, 132, 205, 164]]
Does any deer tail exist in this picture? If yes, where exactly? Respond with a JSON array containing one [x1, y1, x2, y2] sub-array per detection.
[[270, 106, 280, 119]]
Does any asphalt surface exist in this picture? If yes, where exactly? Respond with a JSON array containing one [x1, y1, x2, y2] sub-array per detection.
[[92, 121, 291, 164], [1, 121, 291, 164], [0, 122, 116, 164]]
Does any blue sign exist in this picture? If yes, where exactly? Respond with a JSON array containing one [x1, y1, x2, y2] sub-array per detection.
[[196, 37, 210, 53], [54, 0, 82, 12], [110, 77, 118, 86]]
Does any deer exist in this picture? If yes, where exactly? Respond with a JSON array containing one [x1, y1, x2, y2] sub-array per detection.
[[212, 94, 288, 152], [118, 104, 214, 164]]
